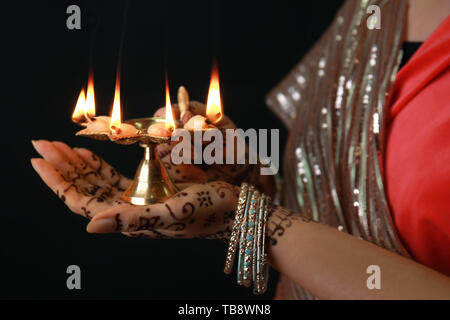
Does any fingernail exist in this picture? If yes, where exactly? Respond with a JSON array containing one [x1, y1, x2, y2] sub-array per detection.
[[31, 140, 44, 155], [87, 218, 117, 233]]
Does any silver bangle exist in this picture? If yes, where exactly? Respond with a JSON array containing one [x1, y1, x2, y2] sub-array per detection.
[[237, 185, 254, 285], [242, 190, 259, 287], [256, 196, 270, 294], [224, 183, 249, 274], [253, 194, 265, 294], [224, 183, 271, 295]]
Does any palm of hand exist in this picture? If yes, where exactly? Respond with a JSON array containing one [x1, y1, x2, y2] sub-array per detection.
[[31, 140, 239, 240]]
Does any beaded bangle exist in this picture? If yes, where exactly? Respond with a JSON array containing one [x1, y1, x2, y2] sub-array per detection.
[[257, 196, 270, 294], [252, 194, 265, 294], [224, 183, 271, 295], [242, 190, 259, 287], [237, 186, 254, 285], [224, 183, 249, 274]]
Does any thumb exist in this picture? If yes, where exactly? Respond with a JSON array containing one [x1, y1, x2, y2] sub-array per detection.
[[86, 203, 167, 234]]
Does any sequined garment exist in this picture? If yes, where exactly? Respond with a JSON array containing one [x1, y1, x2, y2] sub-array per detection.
[[266, 0, 410, 299]]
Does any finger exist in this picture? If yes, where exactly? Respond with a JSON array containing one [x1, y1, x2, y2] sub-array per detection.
[[87, 182, 238, 236], [157, 144, 207, 183], [74, 147, 131, 191], [86, 202, 171, 234], [32, 140, 79, 179], [52, 141, 90, 173], [31, 158, 70, 195], [156, 142, 174, 159], [155, 102, 235, 129], [189, 101, 236, 129], [32, 140, 108, 196], [204, 164, 249, 183], [86, 182, 214, 234], [188, 101, 206, 116], [34, 140, 119, 200], [52, 141, 121, 197], [153, 106, 180, 119], [175, 182, 195, 190], [31, 158, 112, 217], [163, 162, 208, 184], [156, 139, 198, 161], [123, 229, 177, 239]]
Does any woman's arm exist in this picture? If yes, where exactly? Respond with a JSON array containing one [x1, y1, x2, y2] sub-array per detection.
[[266, 206, 450, 299], [31, 140, 450, 299]]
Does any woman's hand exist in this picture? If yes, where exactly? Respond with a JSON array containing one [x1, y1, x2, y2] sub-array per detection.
[[154, 103, 276, 196], [31, 140, 239, 240]]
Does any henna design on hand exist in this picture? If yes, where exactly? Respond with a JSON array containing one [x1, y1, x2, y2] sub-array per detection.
[[196, 191, 213, 207], [81, 206, 91, 218], [55, 189, 66, 202], [181, 202, 195, 220], [112, 176, 126, 192], [82, 170, 101, 180], [149, 230, 172, 239], [197, 225, 233, 244], [171, 192, 188, 199], [34, 143, 241, 242], [163, 222, 186, 231], [203, 212, 216, 227], [114, 213, 123, 232], [157, 148, 171, 160], [107, 182, 238, 241], [266, 206, 300, 246], [166, 202, 195, 221], [84, 185, 100, 196], [222, 210, 235, 225], [212, 182, 238, 198], [55, 151, 126, 211], [136, 216, 160, 231], [86, 196, 105, 205]]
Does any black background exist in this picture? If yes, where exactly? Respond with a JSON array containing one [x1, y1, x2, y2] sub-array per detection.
[[3, 0, 342, 299]]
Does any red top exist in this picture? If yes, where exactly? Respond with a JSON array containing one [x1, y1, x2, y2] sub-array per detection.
[[386, 16, 450, 276]]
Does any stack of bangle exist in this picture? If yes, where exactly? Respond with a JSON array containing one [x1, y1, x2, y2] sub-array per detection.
[[224, 182, 270, 295]]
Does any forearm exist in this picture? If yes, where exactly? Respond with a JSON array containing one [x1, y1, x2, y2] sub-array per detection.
[[266, 207, 450, 299]]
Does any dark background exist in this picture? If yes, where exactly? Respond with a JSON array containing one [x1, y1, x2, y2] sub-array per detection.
[[3, 0, 342, 299]]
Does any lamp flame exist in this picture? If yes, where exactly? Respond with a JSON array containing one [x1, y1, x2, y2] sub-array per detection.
[[206, 64, 223, 124], [85, 71, 96, 118], [165, 76, 176, 131], [72, 88, 87, 122], [72, 71, 96, 123], [110, 73, 122, 131]]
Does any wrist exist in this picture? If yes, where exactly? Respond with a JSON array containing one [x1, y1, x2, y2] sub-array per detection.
[[265, 206, 303, 246]]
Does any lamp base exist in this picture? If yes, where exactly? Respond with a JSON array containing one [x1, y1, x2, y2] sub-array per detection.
[[122, 143, 179, 205]]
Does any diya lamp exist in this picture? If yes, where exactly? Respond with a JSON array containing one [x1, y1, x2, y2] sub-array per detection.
[[108, 73, 139, 140], [183, 65, 223, 130], [72, 71, 178, 204], [147, 77, 177, 137], [72, 73, 112, 139], [72, 64, 226, 205]]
